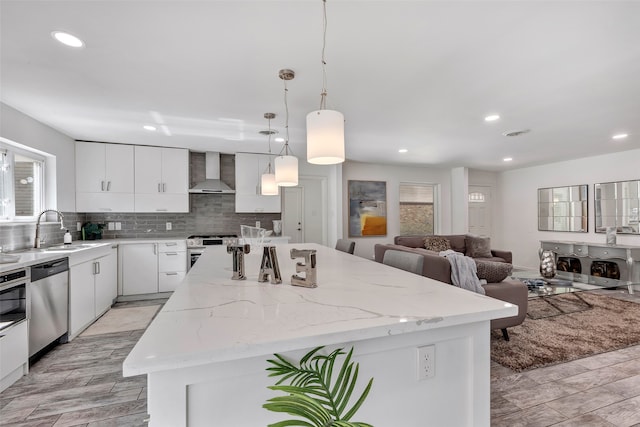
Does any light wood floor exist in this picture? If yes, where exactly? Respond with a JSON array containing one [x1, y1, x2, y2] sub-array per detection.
[[1, 292, 640, 426]]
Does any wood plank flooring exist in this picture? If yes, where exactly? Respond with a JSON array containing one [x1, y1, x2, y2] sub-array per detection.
[[2, 291, 640, 426], [0, 299, 166, 427]]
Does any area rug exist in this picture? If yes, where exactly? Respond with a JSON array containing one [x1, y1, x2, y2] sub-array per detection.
[[80, 305, 161, 336], [490, 293, 640, 372]]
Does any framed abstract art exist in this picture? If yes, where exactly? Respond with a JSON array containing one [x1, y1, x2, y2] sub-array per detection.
[[348, 180, 387, 237]]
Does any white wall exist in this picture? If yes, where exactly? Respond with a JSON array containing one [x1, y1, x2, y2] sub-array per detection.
[[498, 148, 640, 269], [0, 103, 76, 211], [450, 167, 468, 233], [342, 161, 452, 259]]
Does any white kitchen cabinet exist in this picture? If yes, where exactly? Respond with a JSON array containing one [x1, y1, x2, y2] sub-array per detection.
[[121, 243, 159, 295], [158, 240, 187, 292], [120, 240, 186, 295], [134, 146, 189, 212], [76, 142, 135, 212], [69, 247, 118, 339], [235, 152, 281, 213], [0, 320, 28, 392]]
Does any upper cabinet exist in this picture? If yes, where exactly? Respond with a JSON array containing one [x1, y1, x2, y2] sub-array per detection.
[[76, 142, 135, 212], [134, 146, 189, 212], [235, 152, 281, 213]]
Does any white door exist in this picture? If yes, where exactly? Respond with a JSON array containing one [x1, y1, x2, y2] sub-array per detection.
[[75, 142, 106, 193], [135, 146, 163, 194], [105, 144, 134, 193], [283, 187, 303, 243], [161, 147, 188, 194], [121, 243, 159, 295], [468, 185, 492, 237]]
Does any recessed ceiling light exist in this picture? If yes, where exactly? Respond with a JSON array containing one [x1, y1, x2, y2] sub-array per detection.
[[143, 125, 157, 131], [398, 149, 408, 153], [484, 114, 500, 122], [503, 157, 513, 162], [612, 133, 628, 140], [274, 137, 285, 143], [51, 31, 84, 48]]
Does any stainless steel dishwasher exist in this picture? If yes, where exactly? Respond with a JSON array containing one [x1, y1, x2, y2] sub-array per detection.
[[29, 258, 69, 358]]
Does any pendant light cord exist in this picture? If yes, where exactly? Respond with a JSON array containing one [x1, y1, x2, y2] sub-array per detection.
[[279, 77, 294, 157], [319, 0, 328, 110], [267, 116, 273, 173]]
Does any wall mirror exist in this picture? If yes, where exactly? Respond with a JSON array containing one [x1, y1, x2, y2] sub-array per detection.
[[594, 180, 640, 234], [538, 185, 588, 232]]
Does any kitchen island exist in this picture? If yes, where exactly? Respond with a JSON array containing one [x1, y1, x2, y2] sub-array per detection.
[[123, 244, 515, 426]]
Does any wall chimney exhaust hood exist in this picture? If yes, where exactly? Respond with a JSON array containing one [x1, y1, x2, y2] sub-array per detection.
[[189, 152, 235, 193]]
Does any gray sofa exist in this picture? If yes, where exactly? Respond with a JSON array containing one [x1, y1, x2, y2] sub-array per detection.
[[374, 235, 527, 340]]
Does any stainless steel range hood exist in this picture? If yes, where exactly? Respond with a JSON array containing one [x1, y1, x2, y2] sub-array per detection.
[[189, 152, 235, 194]]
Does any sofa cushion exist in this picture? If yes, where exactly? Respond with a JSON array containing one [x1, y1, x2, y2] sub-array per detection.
[[423, 236, 451, 252], [446, 235, 467, 253], [394, 236, 427, 248], [465, 235, 492, 258], [476, 260, 513, 283]]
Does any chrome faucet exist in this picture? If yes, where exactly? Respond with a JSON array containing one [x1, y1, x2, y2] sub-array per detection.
[[34, 209, 64, 249]]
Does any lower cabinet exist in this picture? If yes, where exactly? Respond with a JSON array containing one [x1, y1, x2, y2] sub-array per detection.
[[0, 320, 28, 392], [121, 240, 186, 295], [69, 248, 117, 339]]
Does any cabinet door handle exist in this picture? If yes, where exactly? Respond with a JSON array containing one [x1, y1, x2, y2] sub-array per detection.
[[99, 208, 113, 211], [165, 242, 177, 246], [158, 183, 161, 193], [165, 252, 178, 256], [101, 181, 105, 191], [153, 244, 157, 255], [163, 183, 166, 192], [96, 261, 101, 274], [166, 272, 178, 276], [107, 181, 111, 191], [156, 209, 168, 212]]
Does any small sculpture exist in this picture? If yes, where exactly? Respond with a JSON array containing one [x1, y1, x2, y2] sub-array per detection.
[[227, 244, 250, 280], [290, 248, 317, 288], [539, 249, 556, 279], [259, 246, 282, 284]]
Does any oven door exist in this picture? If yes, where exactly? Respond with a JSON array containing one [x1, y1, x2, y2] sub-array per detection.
[[187, 248, 204, 271]]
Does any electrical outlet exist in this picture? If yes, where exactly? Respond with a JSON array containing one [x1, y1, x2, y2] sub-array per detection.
[[417, 345, 436, 380], [115, 222, 121, 230], [255, 221, 261, 228], [76, 222, 82, 231], [166, 222, 172, 231]]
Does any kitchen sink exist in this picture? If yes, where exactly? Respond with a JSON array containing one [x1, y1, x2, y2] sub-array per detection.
[[43, 243, 102, 252]]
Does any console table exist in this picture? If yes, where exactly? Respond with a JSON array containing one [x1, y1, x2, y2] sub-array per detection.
[[540, 240, 640, 292]]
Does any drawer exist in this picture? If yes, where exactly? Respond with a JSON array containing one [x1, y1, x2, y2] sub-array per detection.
[[158, 240, 187, 252], [541, 242, 574, 255], [158, 251, 186, 272], [0, 320, 28, 381], [589, 246, 627, 260], [159, 272, 186, 292]]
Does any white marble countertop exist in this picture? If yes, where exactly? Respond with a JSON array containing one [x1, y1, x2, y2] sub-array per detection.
[[123, 243, 516, 376], [0, 242, 115, 273]]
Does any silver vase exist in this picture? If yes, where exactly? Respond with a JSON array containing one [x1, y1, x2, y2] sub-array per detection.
[[539, 250, 556, 279]]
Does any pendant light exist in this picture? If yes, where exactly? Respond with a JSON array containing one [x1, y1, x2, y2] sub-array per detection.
[[306, 0, 345, 165], [275, 68, 299, 187], [260, 113, 278, 196]]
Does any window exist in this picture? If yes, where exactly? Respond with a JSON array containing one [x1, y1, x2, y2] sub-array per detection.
[[0, 146, 45, 220], [399, 183, 436, 235]]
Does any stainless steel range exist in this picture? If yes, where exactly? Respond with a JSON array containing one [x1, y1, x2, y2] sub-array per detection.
[[187, 234, 238, 270]]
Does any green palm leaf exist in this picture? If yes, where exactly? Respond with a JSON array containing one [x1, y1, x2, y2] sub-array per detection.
[[264, 346, 374, 426]]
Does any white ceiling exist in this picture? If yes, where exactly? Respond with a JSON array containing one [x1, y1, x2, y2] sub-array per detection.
[[1, 0, 639, 171]]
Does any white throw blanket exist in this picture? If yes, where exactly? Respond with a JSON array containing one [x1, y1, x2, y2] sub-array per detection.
[[438, 250, 485, 295]]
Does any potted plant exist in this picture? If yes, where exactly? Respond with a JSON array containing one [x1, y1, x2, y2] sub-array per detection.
[[264, 346, 374, 427]]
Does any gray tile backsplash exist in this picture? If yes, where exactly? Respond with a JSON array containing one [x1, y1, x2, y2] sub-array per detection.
[[0, 152, 281, 250]]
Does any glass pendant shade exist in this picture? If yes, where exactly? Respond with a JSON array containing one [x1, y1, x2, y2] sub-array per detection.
[[306, 109, 345, 165], [261, 172, 278, 195], [275, 155, 298, 186]]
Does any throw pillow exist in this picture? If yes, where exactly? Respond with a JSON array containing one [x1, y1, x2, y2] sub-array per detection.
[[476, 261, 513, 283], [465, 235, 492, 258], [423, 236, 451, 252]]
